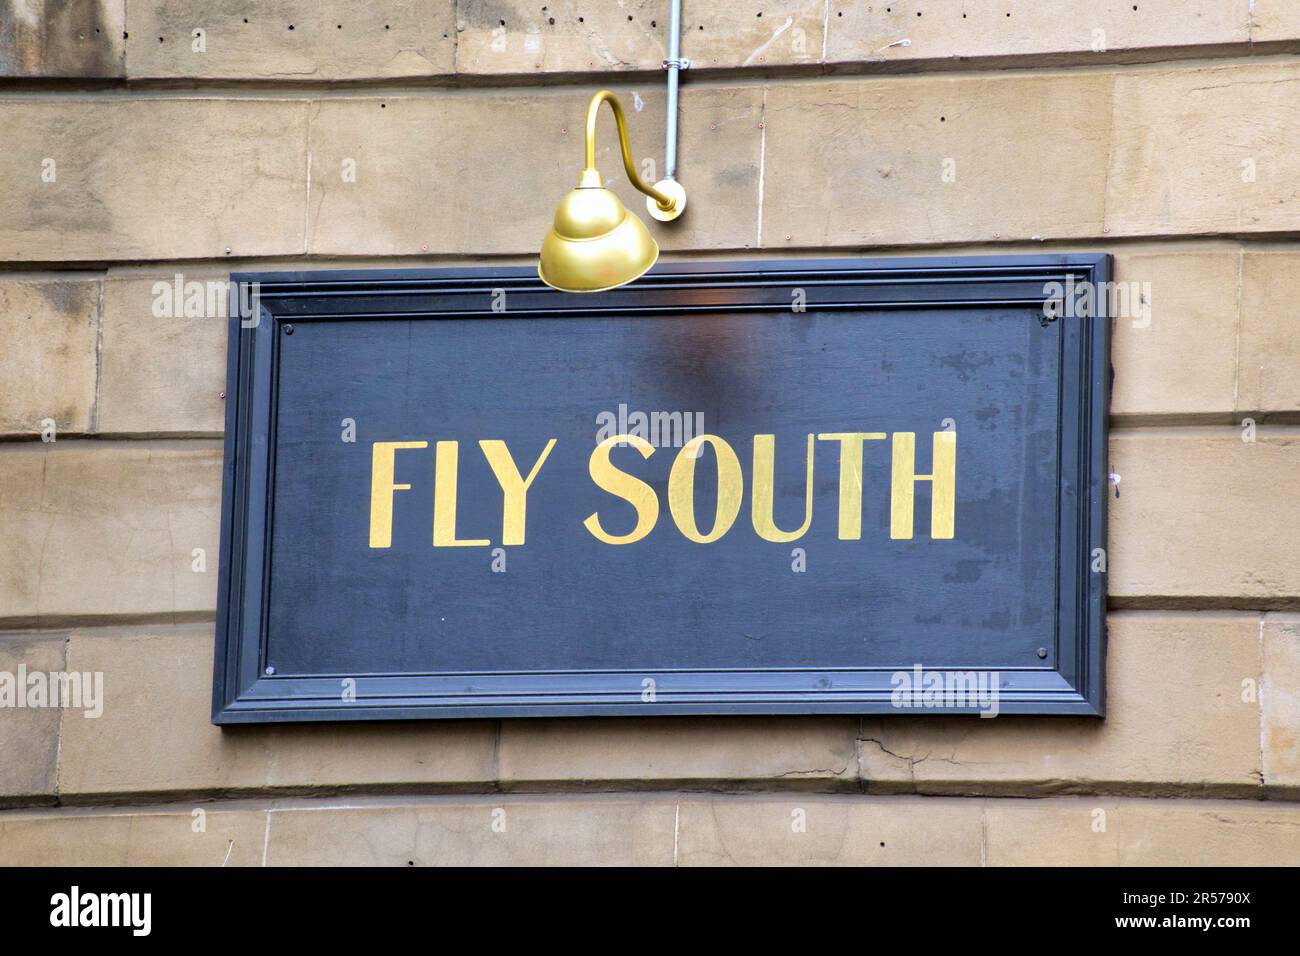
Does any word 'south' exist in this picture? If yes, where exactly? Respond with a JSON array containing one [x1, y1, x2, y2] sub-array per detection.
[[368, 432, 956, 548]]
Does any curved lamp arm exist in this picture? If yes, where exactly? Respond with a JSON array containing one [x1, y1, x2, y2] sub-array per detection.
[[581, 90, 678, 213]]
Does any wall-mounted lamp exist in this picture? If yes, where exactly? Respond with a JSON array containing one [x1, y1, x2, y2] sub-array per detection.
[[539, 3, 688, 293]]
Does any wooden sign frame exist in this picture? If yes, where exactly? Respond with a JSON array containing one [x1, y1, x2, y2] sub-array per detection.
[[213, 255, 1109, 723]]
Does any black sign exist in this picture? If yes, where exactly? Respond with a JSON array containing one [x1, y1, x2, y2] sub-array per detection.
[[213, 256, 1109, 722]]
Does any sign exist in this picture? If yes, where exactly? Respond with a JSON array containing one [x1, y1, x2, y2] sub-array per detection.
[[213, 256, 1109, 723]]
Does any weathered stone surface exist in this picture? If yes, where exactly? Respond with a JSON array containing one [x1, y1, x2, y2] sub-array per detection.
[[987, 797, 1300, 865], [859, 613, 1262, 793], [1118, 802, 1300, 865], [760, 74, 1112, 247], [498, 716, 858, 789], [1109, 251, 1239, 423], [7, 793, 1300, 865], [0, 442, 221, 626], [1106, 63, 1300, 238], [4, 67, 1296, 263], [0, 0, 125, 77], [97, 274, 228, 436], [3, 0, 1277, 86], [0, 99, 308, 262], [455, 0, 825, 75], [1262, 614, 1300, 790], [57, 626, 498, 798], [985, 800, 1120, 866], [124, 1, 455, 80], [0, 635, 65, 802], [306, 85, 761, 256], [825, 1, 1250, 67], [0, 279, 99, 436], [266, 796, 675, 865], [764, 62, 1300, 247], [677, 794, 983, 865], [0, 807, 266, 865], [1238, 252, 1300, 417], [1253, 0, 1300, 42], [1109, 431, 1300, 604]]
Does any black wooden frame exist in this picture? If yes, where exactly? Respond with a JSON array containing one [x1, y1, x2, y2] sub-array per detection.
[[213, 255, 1110, 723]]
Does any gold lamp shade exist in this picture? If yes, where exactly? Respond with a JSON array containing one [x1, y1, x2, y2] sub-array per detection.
[[539, 177, 659, 293], [539, 91, 686, 294]]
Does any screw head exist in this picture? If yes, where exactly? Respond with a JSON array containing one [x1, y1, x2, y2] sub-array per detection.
[[265, 666, 276, 675], [1037, 647, 1049, 659], [283, 324, 294, 335]]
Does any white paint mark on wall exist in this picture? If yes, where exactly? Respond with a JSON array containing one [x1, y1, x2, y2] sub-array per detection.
[[821, 0, 830, 62], [673, 802, 680, 866], [13, 0, 39, 28], [744, 16, 794, 67], [755, 88, 768, 248]]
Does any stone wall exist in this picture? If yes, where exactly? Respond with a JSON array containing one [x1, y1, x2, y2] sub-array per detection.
[[1, 0, 1298, 865]]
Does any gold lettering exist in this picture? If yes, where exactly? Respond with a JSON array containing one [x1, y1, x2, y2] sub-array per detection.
[[751, 434, 815, 543], [890, 432, 956, 540], [816, 432, 887, 539], [433, 440, 491, 547], [368, 441, 428, 548], [480, 439, 557, 546], [669, 435, 743, 544], [584, 434, 659, 545]]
